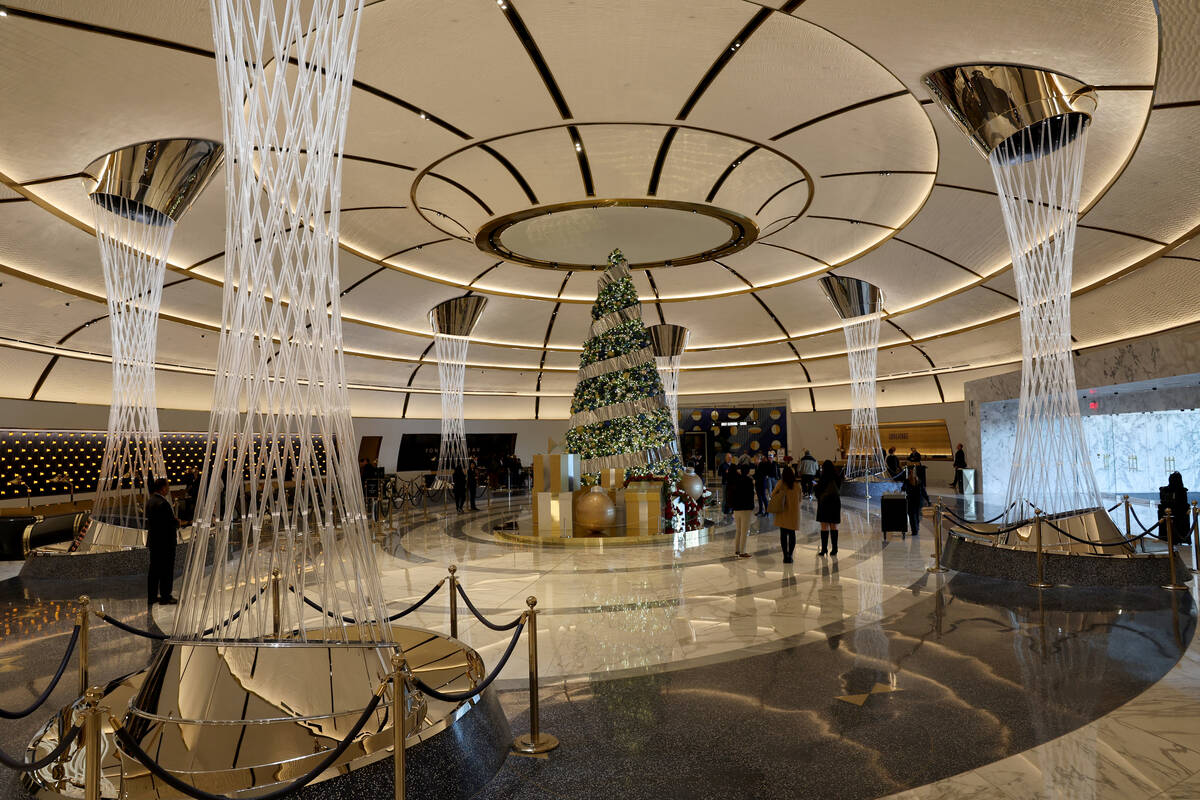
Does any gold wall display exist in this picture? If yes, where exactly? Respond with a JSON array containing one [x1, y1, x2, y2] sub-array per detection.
[[835, 419, 952, 459]]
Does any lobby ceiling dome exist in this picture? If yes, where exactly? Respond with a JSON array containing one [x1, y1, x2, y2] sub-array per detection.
[[1, 0, 1194, 420]]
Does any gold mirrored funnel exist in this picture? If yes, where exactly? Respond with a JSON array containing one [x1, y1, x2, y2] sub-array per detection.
[[23, 626, 507, 799]]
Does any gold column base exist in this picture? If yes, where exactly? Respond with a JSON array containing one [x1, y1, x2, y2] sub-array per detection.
[[512, 732, 559, 754]]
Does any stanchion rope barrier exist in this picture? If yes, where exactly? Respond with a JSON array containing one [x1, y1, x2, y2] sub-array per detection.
[[113, 690, 384, 800], [0, 723, 81, 772], [940, 503, 1017, 527], [455, 583, 524, 631], [295, 578, 446, 624], [0, 624, 80, 719], [942, 516, 1028, 537], [97, 586, 269, 641], [1129, 505, 1165, 537], [1040, 516, 1157, 548], [411, 616, 526, 704]]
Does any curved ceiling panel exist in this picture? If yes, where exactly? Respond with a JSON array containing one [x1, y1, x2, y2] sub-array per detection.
[[1, 0, 1191, 417]]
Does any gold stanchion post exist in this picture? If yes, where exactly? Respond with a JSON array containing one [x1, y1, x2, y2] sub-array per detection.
[[1029, 509, 1052, 589], [82, 686, 106, 800], [927, 501, 948, 574], [1192, 501, 1200, 574], [76, 595, 90, 695], [391, 655, 408, 800], [1124, 495, 1132, 537], [513, 596, 558, 754], [448, 564, 459, 638], [1163, 509, 1187, 591]]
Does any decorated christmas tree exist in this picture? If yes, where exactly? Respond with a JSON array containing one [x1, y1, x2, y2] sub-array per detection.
[[565, 249, 681, 482]]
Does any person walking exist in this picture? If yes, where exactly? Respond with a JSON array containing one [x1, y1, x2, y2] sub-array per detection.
[[902, 466, 929, 535], [814, 460, 842, 556], [452, 465, 467, 512], [798, 450, 818, 498], [951, 444, 967, 491], [729, 463, 755, 558], [718, 453, 735, 517], [145, 477, 179, 606], [769, 466, 802, 563], [467, 458, 480, 511]]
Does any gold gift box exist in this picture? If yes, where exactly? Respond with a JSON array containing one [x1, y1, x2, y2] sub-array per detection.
[[533, 453, 581, 495], [624, 480, 663, 536]]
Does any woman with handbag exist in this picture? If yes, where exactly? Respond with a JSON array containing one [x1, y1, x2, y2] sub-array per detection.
[[814, 460, 842, 556], [768, 465, 802, 563]]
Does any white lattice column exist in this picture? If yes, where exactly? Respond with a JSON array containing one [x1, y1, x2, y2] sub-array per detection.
[[648, 324, 689, 444], [430, 296, 487, 478], [820, 276, 887, 480], [925, 65, 1102, 522], [175, 0, 389, 644], [80, 140, 222, 548]]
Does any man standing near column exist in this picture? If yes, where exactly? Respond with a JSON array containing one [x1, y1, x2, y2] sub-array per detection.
[[951, 443, 968, 492], [145, 477, 179, 606]]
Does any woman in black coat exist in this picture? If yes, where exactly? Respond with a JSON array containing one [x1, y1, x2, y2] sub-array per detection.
[[814, 460, 842, 556], [1162, 471, 1192, 544], [452, 465, 467, 512], [902, 466, 929, 535]]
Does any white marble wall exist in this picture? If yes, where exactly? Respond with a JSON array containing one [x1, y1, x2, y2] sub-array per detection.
[[966, 322, 1200, 494], [981, 399, 1200, 499]]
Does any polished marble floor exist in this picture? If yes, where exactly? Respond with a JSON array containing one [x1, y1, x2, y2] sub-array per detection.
[[1, 493, 1198, 799]]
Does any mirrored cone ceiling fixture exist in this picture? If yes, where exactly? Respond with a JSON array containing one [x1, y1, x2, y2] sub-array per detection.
[[648, 324, 689, 448], [819, 275, 887, 481], [924, 65, 1102, 523], [430, 295, 487, 479], [79, 138, 223, 551], [121, 3, 404, 793]]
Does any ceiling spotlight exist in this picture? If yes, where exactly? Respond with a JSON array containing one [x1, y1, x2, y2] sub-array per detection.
[[575, 143, 581, 151], [0, 8, 7, 17]]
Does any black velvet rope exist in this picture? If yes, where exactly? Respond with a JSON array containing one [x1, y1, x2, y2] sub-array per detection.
[[940, 503, 1017, 527], [942, 502, 1017, 526], [0, 724, 81, 772], [1040, 516, 1154, 548], [295, 579, 444, 624], [0, 624, 80, 720], [98, 586, 267, 641], [96, 612, 167, 641], [455, 584, 524, 631], [411, 617, 526, 704], [942, 516, 1028, 536], [1129, 505, 1164, 537], [113, 692, 383, 800]]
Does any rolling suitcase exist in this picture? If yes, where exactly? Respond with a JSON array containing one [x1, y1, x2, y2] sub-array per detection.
[[881, 492, 908, 539]]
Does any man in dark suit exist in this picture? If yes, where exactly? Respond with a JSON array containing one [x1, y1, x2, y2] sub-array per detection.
[[467, 458, 480, 511], [145, 477, 179, 606]]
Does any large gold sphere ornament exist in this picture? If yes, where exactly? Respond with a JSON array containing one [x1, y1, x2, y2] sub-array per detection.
[[575, 485, 616, 533], [679, 469, 704, 501], [690, 410, 702, 421]]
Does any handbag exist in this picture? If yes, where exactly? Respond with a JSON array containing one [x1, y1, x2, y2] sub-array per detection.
[[766, 488, 787, 515]]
